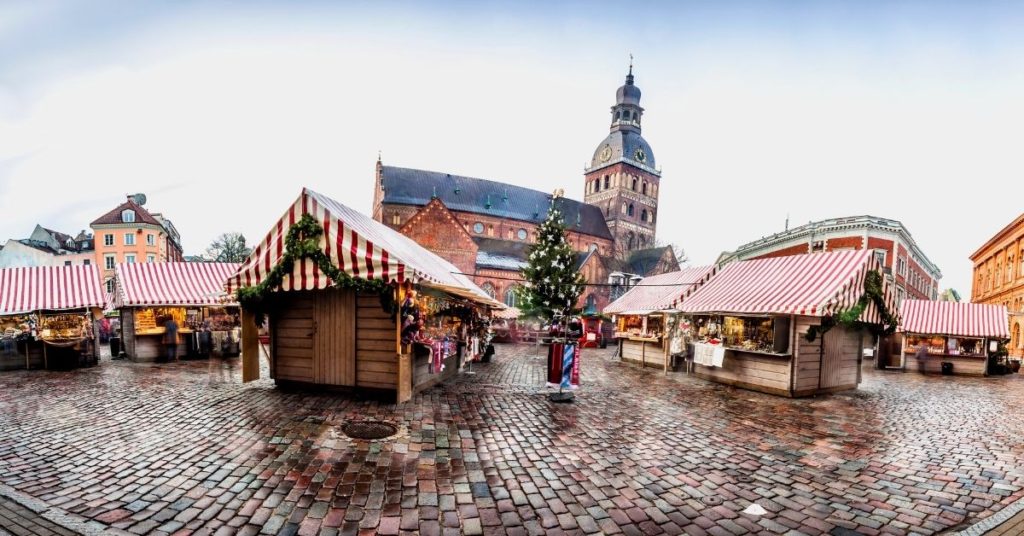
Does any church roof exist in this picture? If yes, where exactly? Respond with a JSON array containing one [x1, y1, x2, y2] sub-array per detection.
[[380, 166, 613, 241], [473, 237, 596, 274], [604, 246, 677, 277]]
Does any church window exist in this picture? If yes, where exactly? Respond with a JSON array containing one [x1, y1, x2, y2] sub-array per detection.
[[627, 233, 635, 250], [488, 224, 494, 237], [621, 203, 627, 215], [603, 175, 609, 189], [641, 209, 648, 223], [650, 209, 655, 223], [507, 229, 513, 240], [627, 204, 634, 217], [473, 222, 484, 234], [631, 178, 638, 191], [504, 286, 521, 307], [584, 294, 597, 314], [642, 182, 647, 195], [391, 213, 401, 226], [480, 282, 496, 299], [517, 229, 528, 240]]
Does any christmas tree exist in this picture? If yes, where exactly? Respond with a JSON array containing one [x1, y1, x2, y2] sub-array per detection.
[[520, 203, 586, 321]]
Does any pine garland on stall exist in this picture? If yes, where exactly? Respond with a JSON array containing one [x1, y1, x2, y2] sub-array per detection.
[[804, 271, 900, 342], [236, 213, 395, 325], [519, 205, 586, 322]]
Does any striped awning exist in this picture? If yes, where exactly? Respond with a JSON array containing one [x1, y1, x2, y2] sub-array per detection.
[[604, 265, 717, 315], [0, 265, 107, 315], [901, 300, 1009, 338], [679, 250, 898, 325], [226, 188, 501, 307], [114, 262, 241, 308]]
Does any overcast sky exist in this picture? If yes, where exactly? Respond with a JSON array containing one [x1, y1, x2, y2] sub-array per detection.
[[2, 1, 1022, 295]]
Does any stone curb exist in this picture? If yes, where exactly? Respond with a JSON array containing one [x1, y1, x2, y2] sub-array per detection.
[[0, 483, 130, 536], [954, 494, 1024, 536]]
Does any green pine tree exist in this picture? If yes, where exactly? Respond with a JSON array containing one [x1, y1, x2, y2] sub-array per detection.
[[520, 205, 586, 322]]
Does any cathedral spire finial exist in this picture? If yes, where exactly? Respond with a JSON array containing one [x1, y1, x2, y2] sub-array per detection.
[[629, 53, 633, 76]]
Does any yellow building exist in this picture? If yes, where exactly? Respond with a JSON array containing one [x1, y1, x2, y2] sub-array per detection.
[[970, 212, 1024, 356]]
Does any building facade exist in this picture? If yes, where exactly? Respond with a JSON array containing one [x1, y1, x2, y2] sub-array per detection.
[[90, 195, 185, 293], [970, 212, 1024, 356], [721, 216, 942, 303], [0, 225, 94, 268], [373, 68, 677, 312]]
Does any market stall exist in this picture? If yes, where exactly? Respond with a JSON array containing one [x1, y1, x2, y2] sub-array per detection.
[[226, 188, 501, 403], [899, 299, 1009, 376], [0, 265, 106, 371], [113, 262, 241, 362], [678, 250, 899, 397], [604, 266, 717, 371]]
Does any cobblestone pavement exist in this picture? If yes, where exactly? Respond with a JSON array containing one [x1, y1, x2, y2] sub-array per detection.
[[1, 347, 1023, 536]]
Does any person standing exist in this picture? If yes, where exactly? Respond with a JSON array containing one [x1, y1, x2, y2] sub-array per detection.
[[163, 316, 179, 363]]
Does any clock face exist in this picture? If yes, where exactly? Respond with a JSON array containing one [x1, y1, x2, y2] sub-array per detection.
[[599, 145, 612, 162], [634, 148, 646, 162]]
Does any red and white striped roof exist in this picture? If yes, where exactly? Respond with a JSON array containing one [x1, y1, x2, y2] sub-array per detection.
[[0, 265, 106, 315], [679, 250, 898, 325], [114, 262, 240, 307], [604, 265, 717, 315], [226, 188, 500, 307], [900, 299, 1009, 338]]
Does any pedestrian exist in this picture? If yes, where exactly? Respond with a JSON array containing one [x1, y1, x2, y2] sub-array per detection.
[[163, 315, 179, 363], [916, 341, 928, 374]]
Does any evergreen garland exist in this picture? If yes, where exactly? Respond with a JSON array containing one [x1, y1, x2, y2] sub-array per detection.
[[519, 205, 586, 322], [236, 213, 395, 325], [804, 271, 900, 342]]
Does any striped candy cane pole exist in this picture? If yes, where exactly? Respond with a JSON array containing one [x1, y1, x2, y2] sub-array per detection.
[[561, 343, 574, 389]]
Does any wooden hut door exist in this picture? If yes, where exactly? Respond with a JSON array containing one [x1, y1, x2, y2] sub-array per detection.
[[272, 293, 316, 382], [820, 327, 862, 389], [313, 289, 356, 386]]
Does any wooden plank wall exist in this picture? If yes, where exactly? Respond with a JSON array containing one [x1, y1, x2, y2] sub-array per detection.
[[412, 345, 459, 392], [314, 289, 355, 386], [355, 293, 398, 390], [122, 309, 137, 360], [820, 326, 862, 389], [694, 350, 792, 396], [793, 316, 822, 395], [273, 293, 316, 382], [619, 340, 665, 368], [905, 355, 987, 376]]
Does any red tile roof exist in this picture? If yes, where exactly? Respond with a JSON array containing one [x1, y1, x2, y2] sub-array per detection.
[[90, 199, 163, 227]]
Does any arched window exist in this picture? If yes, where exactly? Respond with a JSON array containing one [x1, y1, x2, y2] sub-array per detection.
[[504, 286, 520, 307], [649, 209, 655, 224], [480, 282, 496, 299], [627, 232, 635, 250], [584, 294, 597, 314], [594, 179, 601, 192], [603, 175, 610, 189], [627, 204, 634, 217], [641, 209, 648, 223], [631, 178, 638, 191], [621, 202, 627, 215], [642, 182, 647, 195]]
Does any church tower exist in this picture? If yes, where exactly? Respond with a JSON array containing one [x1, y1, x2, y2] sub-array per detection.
[[583, 64, 661, 256]]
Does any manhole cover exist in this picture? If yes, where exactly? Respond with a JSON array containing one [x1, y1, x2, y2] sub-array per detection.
[[340, 421, 398, 440], [701, 495, 724, 506]]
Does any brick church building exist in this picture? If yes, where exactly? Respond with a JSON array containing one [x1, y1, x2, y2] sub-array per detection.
[[372, 67, 679, 312]]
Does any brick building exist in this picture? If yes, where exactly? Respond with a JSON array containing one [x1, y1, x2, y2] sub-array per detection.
[[373, 68, 679, 311], [970, 212, 1024, 356], [720, 215, 942, 304]]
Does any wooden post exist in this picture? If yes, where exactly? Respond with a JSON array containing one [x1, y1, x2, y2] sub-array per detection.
[[641, 340, 646, 369], [241, 309, 259, 383], [396, 286, 412, 403], [43, 341, 48, 370]]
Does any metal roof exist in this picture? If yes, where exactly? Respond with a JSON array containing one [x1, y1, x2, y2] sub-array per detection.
[[380, 166, 613, 241]]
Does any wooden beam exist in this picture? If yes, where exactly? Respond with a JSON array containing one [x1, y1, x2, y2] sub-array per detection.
[[241, 309, 259, 383], [395, 286, 412, 403]]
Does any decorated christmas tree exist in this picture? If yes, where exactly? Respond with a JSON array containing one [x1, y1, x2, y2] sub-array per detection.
[[520, 201, 586, 322]]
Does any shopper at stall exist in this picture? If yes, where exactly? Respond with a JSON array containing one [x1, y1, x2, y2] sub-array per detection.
[[163, 315, 179, 363], [916, 342, 928, 374]]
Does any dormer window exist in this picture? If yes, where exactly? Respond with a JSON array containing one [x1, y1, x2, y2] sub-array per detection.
[[121, 209, 136, 223]]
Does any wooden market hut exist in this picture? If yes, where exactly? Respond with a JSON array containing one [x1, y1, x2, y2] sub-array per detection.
[[112, 262, 241, 361], [899, 299, 1009, 376], [678, 250, 899, 397], [0, 265, 106, 371], [603, 266, 717, 371], [227, 188, 501, 403]]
